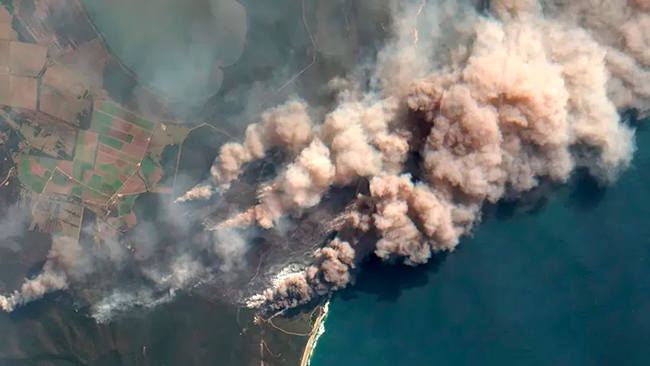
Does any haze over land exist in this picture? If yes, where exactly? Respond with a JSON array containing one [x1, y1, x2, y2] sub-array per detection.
[[2, 0, 649, 322]]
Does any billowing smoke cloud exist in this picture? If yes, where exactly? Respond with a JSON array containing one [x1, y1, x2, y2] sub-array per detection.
[[207, 100, 314, 188], [0, 235, 89, 311], [0, 0, 647, 318], [238, 0, 642, 312]]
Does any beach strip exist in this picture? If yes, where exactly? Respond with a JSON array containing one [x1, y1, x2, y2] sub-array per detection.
[[300, 301, 330, 366]]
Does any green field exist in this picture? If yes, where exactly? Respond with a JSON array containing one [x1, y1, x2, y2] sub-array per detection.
[[17, 157, 52, 193], [16, 101, 172, 217], [51, 170, 68, 186], [72, 130, 98, 181], [118, 194, 136, 215], [96, 101, 155, 130]]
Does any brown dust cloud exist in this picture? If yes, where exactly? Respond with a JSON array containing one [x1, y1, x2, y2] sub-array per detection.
[[2, 0, 649, 318]]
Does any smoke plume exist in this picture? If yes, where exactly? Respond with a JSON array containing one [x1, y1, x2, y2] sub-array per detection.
[[0, 204, 31, 253], [0, 0, 647, 317], [238, 0, 641, 312], [0, 235, 89, 311]]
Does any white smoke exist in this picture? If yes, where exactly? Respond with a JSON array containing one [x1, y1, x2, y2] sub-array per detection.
[[0, 235, 92, 311]]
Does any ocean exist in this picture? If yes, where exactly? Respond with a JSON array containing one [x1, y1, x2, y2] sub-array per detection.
[[309, 120, 650, 366]]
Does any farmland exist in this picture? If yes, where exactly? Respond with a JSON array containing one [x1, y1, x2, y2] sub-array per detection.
[[0, 3, 192, 230], [14, 100, 185, 220]]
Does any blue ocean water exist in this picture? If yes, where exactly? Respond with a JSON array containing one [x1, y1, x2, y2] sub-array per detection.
[[311, 123, 650, 366]]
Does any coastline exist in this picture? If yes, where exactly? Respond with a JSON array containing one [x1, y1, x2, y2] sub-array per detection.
[[300, 301, 330, 366]]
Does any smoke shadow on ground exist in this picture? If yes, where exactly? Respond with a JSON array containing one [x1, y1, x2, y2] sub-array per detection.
[[330, 163, 620, 307], [174, 126, 231, 197], [337, 253, 448, 303], [566, 168, 607, 212], [482, 197, 550, 221], [481, 181, 555, 221], [619, 108, 647, 131], [239, 147, 289, 185], [481, 166, 611, 222]]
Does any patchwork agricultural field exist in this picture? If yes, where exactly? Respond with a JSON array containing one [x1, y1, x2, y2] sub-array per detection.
[[14, 100, 187, 221]]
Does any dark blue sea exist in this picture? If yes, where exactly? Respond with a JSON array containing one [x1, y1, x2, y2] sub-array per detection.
[[311, 122, 650, 366]]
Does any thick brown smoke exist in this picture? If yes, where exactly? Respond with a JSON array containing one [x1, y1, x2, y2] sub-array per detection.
[[231, 0, 643, 312], [4, 0, 644, 316], [208, 100, 314, 189]]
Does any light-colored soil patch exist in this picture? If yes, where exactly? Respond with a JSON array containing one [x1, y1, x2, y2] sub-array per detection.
[[9, 41, 47, 77], [10, 75, 37, 110], [40, 84, 92, 125]]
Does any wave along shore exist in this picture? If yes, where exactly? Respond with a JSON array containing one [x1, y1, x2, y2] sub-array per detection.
[[301, 301, 330, 366]]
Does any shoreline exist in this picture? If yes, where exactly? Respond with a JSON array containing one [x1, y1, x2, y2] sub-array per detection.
[[299, 301, 330, 366]]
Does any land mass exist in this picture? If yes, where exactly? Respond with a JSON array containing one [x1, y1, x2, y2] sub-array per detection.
[[0, 0, 319, 364]]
